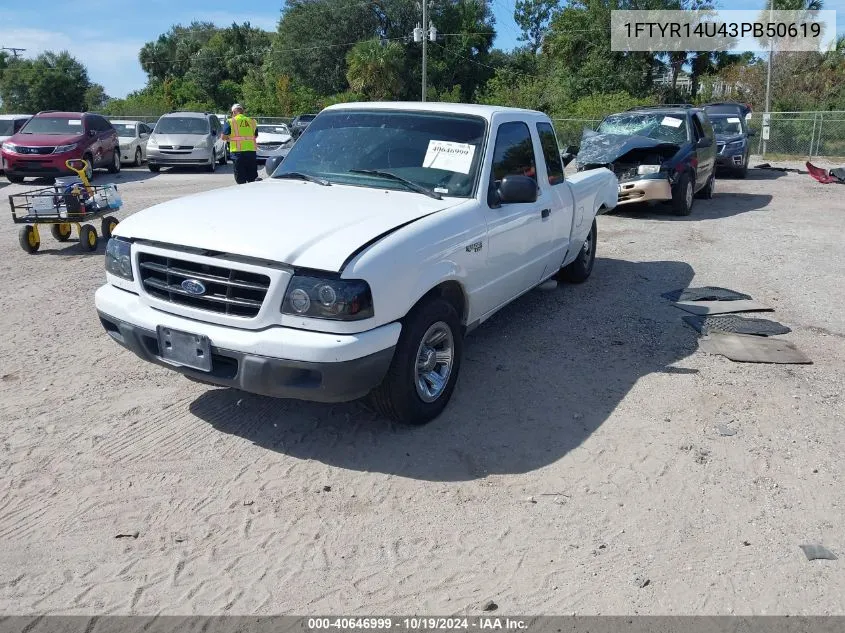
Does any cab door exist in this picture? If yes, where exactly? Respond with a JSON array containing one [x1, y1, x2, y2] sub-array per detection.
[[692, 112, 715, 187], [474, 119, 550, 317], [534, 121, 574, 273]]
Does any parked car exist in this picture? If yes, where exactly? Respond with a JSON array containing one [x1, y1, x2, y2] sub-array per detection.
[[215, 114, 232, 160], [704, 104, 756, 178], [704, 101, 752, 121], [146, 112, 227, 173], [263, 140, 295, 176], [256, 124, 293, 163], [111, 120, 152, 167], [289, 113, 317, 139], [575, 105, 716, 216], [1, 111, 120, 183], [94, 102, 618, 425], [0, 114, 31, 174]]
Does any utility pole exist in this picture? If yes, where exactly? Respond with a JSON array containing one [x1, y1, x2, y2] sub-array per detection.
[[762, 0, 774, 155], [413, 4, 437, 102], [1, 47, 26, 58]]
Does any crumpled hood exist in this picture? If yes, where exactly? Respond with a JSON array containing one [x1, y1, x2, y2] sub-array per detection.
[[576, 132, 681, 167], [113, 179, 461, 272]]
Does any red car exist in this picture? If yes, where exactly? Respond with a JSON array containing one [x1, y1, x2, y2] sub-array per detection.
[[1, 111, 121, 183]]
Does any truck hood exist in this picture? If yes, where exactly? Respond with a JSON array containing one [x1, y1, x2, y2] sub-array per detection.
[[576, 132, 681, 167], [715, 133, 745, 143], [114, 179, 461, 272]]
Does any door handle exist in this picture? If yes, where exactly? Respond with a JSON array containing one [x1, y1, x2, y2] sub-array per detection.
[[541, 208, 551, 218]]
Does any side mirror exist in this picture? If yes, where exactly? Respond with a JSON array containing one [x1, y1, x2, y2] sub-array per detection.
[[211, 130, 218, 136], [265, 154, 285, 175], [497, 175, 537, 204], [87, 129, 97, 137], [747, 130, 757, 137], [697, 137, 713, 148]]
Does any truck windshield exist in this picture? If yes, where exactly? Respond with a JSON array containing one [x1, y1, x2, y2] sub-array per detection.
[[273, 110, 487, 198], [597, 113, 689, 144]]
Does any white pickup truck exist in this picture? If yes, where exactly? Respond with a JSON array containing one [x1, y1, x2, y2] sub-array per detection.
[[95, 103, 617, 425]]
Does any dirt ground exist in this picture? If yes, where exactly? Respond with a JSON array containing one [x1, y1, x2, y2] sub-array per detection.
[[0, 157, 843, 615]]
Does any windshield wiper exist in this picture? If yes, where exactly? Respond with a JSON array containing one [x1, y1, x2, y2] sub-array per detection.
[[274, 171, 331, 186], [349, 169, 442, 200]]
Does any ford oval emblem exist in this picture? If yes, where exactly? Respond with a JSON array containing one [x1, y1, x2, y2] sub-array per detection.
[[181, 279, 206, 295]]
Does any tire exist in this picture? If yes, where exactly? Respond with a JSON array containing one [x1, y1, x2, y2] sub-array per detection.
[[369, 297, 463, 425], [7, 174, 24, 184], [556, 219, 597, 284], [205, 150, 216, 173], [134, 147, 142, 167], [107, 148, 121, 174], [79, 224, 98, 251], [148, 164, 161, 173], [101, 216, 119, 239], [83, 154, 95, 182], [698, 172, 715, 199], [671, 172, 694, 216], [51, 223, 72, 242], [19, 226, 39, 253]]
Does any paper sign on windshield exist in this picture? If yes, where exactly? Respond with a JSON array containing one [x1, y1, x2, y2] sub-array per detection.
[[423, 140, 475, 174], [661, 116, 683, 128], [68, 120, 82, 126], [727, 117, 741, 123]]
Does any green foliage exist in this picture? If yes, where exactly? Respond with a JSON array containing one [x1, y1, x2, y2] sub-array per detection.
[[0, 51, 92, 112], [514, 0, 559, 54], [346, 40, 405, 100]]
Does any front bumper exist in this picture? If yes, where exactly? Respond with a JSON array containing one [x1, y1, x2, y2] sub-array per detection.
[[147, 148, 212, 166], [715, 150, 746, 169], [2, 151, 79, 178], [616, 177, 672, 206], [95, 284, 399, 403]]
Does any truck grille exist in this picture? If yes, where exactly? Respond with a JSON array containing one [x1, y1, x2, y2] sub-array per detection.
[[138, 253, 271, 318]]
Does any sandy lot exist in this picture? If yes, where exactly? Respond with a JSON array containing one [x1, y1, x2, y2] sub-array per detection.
[[0, 158, 843, 615]]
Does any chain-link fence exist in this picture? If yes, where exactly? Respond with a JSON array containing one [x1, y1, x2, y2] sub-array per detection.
[[102, 115, 294, 126], [553, 111, 845, 160], [747, 111, 845, 160]]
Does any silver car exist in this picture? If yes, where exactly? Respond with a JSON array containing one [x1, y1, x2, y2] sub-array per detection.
[[146, 112, 228, 173]]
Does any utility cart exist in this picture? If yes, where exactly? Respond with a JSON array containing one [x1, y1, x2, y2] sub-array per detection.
[[8, 159, 123, 253]]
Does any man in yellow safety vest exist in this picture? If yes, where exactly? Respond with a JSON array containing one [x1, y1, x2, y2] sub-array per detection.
[[221, 103, 259, 184]]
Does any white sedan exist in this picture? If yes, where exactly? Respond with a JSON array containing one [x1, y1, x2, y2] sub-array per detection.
[[256, 124, 293, 162], [111, 120, 152, 167]]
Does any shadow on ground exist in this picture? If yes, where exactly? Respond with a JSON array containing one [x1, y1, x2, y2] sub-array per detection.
[[189, 257, 697, 482], [613, 192, 772, 222]]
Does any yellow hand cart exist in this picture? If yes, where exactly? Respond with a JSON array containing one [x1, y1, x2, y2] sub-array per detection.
[[8, 159, 123, 253]]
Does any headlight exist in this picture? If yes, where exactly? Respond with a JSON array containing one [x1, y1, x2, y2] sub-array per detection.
[[53, 143, 78, 153], [637, 164, 661, 175], [105, 238, 133, 281], [120, 144, 130, 151], [2, 142, 18, 152], [282, 275, 374, 321], [194, 139, 210, 149], [727, 140, 744, 150], [147, 137, 158, 148]]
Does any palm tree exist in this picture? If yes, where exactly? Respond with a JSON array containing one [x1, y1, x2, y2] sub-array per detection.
[[345, 40, 405, 101]]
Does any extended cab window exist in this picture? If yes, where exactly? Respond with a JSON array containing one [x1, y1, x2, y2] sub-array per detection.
[[691, 115, 705, 141], [490, 122, 536, 185], [536, 122, 564, 185]]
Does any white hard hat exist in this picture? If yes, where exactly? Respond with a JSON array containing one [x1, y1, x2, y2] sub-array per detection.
[[231, 103, 244, 112]]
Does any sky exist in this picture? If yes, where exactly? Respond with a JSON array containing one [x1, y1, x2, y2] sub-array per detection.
[[0, 0, 842, 99]]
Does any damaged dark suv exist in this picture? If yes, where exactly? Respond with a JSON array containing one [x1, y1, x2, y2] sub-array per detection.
[[575, 105, 716, 216]]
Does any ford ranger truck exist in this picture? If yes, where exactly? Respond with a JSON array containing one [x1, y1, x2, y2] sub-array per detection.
[[95, 103, 618, 425]]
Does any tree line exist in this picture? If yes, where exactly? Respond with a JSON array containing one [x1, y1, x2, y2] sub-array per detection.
[[0, 0, 842, 121]]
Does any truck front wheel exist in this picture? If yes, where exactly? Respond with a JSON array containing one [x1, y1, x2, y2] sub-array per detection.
[[369, 297, 463, 425], [557, 219, 597, 284]]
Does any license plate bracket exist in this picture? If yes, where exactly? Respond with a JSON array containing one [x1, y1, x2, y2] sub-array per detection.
[[156, 326, 212, 372]]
